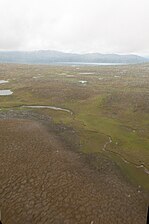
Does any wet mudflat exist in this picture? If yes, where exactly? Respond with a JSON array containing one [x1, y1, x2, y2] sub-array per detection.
[[0, 118, 147, 224]]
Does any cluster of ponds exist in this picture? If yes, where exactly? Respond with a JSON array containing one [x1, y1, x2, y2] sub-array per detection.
[[0, 80, 13, 96]]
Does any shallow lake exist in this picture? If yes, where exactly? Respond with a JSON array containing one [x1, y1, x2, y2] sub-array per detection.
[[52, 62, 127, 66]]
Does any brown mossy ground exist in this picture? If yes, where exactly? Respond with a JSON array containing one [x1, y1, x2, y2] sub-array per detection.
[[0, 118, 148, 224]]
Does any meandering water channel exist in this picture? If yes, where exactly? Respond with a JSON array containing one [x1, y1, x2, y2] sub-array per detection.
[[102, 136, 149, 175], [21, 105, 73, 115]]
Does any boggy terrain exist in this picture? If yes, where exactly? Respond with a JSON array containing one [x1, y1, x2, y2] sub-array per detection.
[[0, 116, 147, 224], [0, 63, 149, 223]]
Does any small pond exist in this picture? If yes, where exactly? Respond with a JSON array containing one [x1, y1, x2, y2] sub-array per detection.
[[0, 90, 13, 95], [79, 80, 87, 84], [0, 80, 9, 84]]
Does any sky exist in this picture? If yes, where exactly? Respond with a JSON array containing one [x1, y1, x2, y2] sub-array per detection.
[[0, 0, 149, 55]]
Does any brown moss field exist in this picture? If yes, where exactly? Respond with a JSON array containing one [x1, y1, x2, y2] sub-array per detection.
[[0, 63, 149, 223]]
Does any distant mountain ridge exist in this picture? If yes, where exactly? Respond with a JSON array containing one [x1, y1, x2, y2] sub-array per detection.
[[0, 50, 148, 64]]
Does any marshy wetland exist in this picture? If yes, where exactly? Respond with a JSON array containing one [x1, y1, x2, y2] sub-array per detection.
[[0, 63, 149, 223]]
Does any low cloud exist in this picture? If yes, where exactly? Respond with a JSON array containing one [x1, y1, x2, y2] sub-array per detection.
[[0, 0, 148, 55]]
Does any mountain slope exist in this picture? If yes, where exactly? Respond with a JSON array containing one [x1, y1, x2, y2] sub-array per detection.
[[0, 50, 148, 64]]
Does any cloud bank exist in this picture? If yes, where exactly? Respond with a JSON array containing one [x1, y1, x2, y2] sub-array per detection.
[[0, 0, 149, 55]]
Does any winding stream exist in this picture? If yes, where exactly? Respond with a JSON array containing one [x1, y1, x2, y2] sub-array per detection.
[[103, 136, 149, 175]]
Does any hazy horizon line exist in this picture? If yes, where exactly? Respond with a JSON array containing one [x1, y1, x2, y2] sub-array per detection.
[[0, 49, 148, 57]]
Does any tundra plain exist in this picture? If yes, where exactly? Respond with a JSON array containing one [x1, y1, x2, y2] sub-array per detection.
[[0, 63, 149, 223]]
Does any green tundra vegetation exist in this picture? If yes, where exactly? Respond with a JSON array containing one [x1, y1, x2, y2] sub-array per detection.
[[0, 63, 149, 190]]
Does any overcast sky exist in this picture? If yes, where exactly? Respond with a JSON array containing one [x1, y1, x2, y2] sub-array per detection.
[[0, 0, 149, 55]]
